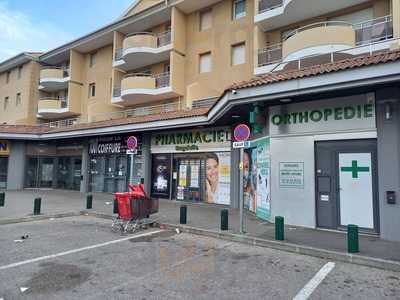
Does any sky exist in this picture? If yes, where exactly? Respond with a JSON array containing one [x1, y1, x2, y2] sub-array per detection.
[[0, 0, 137, 62]]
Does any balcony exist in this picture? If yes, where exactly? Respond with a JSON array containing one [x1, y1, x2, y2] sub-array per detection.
[[255, 16, 394, 74], [113, 31, 172, 71], [113, 72, 181, 106], [255, 0, 370, 31], [37, 97, 73, 119], [39, 67, 70, 92]]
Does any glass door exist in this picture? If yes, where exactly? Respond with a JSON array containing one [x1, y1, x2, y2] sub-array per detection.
[[0, 157, 8, 189], [72, 158, 82, 191], [89, 156, 105, 192], [57, 157, 72, 189], [39, 158, 54, 188]]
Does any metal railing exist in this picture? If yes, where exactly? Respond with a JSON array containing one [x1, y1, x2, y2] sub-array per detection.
[[114, 30, 172, 61], [123, 72, 171, 88], [192, 97, 218, 108], [258, 0, 283, 13], [91, 102, 180, 122], [258, 43, 283, 67], [283, 21, 353, 41], [40, 117, 80, 128], [354, 15, 393, 45]]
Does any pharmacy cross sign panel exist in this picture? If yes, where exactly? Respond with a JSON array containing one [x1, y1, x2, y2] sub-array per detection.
[[340, 160, 370, 179]]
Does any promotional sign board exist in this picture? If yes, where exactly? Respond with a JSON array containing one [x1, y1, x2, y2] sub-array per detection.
[[279, 162, 304, 188], [0, 140, 10, 156], [89, 135, 141, 155], [269, 93, 376, 136]]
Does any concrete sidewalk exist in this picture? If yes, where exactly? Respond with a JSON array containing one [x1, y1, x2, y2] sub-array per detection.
[[1, 189, 400, 264]]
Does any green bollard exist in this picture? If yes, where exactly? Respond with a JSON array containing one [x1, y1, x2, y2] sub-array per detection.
[[348, 224, 359, 253], [86, 194, 93, 209], [221, 209, 229, 231], [0, 192, 5, 207], [113, 198, 119, 214], [33, 197, 41, 215], [275, 216, 284, 241], [180, 205, 187, 225]]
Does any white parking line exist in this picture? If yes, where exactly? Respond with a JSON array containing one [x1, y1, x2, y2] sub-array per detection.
[[293, 262, 335, 300], [0, 230, 164, 271]]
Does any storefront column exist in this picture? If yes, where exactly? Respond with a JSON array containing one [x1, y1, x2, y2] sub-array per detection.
[[142, 133, 152, 196], [80, 142, 89, 194], [376, 87, 400, 241], [7, 141, 26, 190]]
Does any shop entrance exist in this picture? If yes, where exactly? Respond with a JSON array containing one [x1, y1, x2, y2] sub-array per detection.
[[315, 139, 379, 232], [0, 157, 8, 189]]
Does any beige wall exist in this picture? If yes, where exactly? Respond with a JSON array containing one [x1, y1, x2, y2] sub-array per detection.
[[124, 0, 164, 17], [393, 0, 400, 38], [0, 60, 40, 125], [172, 7, 187, 55]]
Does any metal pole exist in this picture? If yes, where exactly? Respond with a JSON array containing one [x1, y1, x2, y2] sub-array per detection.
[[129, 153, 134, 185], [239, 148, 244, 234]]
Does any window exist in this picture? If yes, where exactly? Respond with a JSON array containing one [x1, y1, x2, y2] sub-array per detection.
[[4, 97, 9, 110], [233, 0, 246, 20], [18, 66, 23, 79], [200, 9, 212, 31], [89, 52, 97, 67], [6, 71, 10, 84], [199, 52, 212, 73], [231, 42, 246, 66], [16, 93, 21, 106], [89, 83, 96, 97]]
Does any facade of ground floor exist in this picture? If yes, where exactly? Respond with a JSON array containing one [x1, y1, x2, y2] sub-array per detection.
[[2, 87, 400, 241]]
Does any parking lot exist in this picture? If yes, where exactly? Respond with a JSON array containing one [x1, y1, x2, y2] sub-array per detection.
[[0, 216, 399, 299]]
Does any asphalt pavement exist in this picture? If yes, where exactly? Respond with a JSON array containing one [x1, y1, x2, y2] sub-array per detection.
[[0, 216, 399, 299]]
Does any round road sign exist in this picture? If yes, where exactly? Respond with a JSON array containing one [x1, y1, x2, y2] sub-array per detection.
[[233, 124, 251, 142], [127, 136, 138, 150]]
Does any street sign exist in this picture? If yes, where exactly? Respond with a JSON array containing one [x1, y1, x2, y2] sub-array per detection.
[[126, 149, 138, 155], [233, 141, 251, 148], [127, 136, 138, 150], [233, 124, 251, 142]]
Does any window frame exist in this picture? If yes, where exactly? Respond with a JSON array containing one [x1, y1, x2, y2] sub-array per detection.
[[17, 66, 23, 79], [233, 0, 246, 20], [231, 42, 246, 66], [89, 52, 97, 68], [199, 52, 212, 74], [88, 83, 96, 98], [199, 9, 212, 32], [4, 97, 9, 110], [16, 93, 21, 106], [5, 71, 10, 84]]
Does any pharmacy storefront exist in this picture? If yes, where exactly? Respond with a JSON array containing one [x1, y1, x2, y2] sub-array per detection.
[[269, 93, 379, 233], [0, 140, 10, 189], [150, 127, 232, 205]]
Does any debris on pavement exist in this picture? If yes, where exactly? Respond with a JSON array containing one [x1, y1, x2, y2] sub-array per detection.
[[105, 201, 112, 205], [14, 239, 24, 243], [20, 287, 29, 293], [21, 235, 29, 240], [175, 228, 180, 234]]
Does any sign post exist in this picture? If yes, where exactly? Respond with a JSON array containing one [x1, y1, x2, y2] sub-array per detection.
[[233, 124, 251, 234], [127, 136, 138, 185]]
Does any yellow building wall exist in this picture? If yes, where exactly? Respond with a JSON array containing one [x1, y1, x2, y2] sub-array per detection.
[[0, 60, 40, 125], [124, 0, 164, 17]]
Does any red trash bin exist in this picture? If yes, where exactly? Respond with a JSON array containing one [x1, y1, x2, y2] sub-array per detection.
[[114, 192, 133, 220]]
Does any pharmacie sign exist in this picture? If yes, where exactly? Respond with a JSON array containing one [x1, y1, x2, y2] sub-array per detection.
[[89, 135, 141, 155], [269, 94, 376, 135], [151, 127, 231, 153], [0, 140, 10, 156]]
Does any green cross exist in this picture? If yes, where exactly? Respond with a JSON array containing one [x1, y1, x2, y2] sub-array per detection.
[[341, 160, 370, 179]]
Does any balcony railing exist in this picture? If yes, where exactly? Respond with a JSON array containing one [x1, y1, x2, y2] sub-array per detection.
[[283, 21, 353, 41], [115, 48, 123, 61], [123, 72, 171, 89], [40, 66, 70, 78], [258, 43, 283, 67], [40, 117, 80, 128], [259, 0, 283, 14], [354, 15, 393, 45], [91, 102, 180, 122], [39, 97, 68, 108]]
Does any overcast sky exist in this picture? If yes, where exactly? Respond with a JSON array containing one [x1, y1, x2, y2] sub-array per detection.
[[0, 0, 136, 62]]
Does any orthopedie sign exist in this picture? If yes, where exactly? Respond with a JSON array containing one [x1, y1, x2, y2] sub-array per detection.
[[89, 135, 141, 155], [151, 127, 232, 153], [0, 140, 10, 156], [269, 93, 376, 135]]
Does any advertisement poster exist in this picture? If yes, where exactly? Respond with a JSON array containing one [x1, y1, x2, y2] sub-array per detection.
[[205, 152, 231, 205], [179, 164, 187, 186], [243, 137, 271, 221], [151, 154, 171, 198], [190, 165, 199, 188], [279, 162, 304, 188]]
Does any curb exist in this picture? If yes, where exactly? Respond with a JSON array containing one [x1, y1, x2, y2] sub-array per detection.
[[161, 223, 400, 273], [0, 212, 81, 225], [80, 211, 115, 220]]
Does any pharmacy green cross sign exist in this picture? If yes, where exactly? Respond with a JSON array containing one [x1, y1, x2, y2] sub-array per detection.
[[340, 160, 370, 179]]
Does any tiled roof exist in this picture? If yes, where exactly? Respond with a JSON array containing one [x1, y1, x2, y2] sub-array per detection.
[[228, 49, 400, 91], [0, 107, 210, 135]]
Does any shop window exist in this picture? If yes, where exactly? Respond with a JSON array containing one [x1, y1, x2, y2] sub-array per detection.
[[199, 52, 212, 73], [0, 157, 8, 189], [233, 0, 246, 20], [231, 42, 246, 66], [199, 9, 212, 31]]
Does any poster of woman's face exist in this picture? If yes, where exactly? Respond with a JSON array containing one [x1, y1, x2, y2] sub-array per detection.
[[205, 153, 219, 203], [205, 152, 231, 205]]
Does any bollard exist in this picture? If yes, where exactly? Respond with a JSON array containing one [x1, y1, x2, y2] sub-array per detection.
[[180, 205, 187, 225], [33, 197, 41, 215], [275, 216, 284, 241], [221, 209, 229, 231], [0, 192, 4, 207], [348, 224, 359, 253], [86, 194, 93, 209], [113, 198, 119, 214]]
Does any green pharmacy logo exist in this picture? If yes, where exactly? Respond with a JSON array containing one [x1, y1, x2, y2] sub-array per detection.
[[341, 160, 370, 179]]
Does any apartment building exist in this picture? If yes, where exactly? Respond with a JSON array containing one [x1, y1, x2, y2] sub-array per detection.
[[2, 0, 400, 241]]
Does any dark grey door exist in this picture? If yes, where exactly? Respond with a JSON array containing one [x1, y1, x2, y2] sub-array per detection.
[[315, 139, 379, 232]]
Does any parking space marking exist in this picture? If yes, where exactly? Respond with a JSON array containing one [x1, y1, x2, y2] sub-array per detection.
[[293, 262, 335, 300], [0, 229, 164, 271]]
